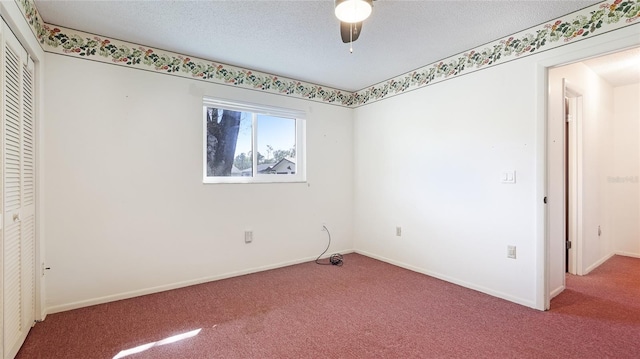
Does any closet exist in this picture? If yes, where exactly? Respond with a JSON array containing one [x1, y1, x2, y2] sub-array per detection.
[[1, 18, 36, 359]]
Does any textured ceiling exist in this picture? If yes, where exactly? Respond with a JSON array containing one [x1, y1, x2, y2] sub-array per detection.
[[34, 0, 602, 92]]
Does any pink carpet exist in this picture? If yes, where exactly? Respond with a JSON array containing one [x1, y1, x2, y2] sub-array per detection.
[[16, 254, 640, 358]]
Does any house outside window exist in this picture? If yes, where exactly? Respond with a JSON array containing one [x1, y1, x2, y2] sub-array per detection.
[[203, 98, 306, 184]]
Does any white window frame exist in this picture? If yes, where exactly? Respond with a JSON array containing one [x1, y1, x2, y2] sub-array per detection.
[[203, 97, 306, 184]]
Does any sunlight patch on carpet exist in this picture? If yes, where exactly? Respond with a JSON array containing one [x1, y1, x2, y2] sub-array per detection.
[[112, 328, 202, 359]]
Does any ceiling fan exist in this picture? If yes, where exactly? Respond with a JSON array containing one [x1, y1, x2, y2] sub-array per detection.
[[340, 21, 363, 44], [334, 0, 374, 48]]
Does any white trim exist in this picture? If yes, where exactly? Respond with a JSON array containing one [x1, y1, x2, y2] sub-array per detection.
[[539, 25, 640, 313], [535, 61, 549, 311], [550, 285, 565, 299], [203, 97, 306, 119], [202, 97, 306, 184], [584, 252, 615, 275], [615, 251, 640, 259], [34, 31, 46, 323], [202, 177, 307, 185], [0, 2, 43, 57], [355, 250, 538, 310], [575, 94, 584, 276], [47, 249, 355, 314]]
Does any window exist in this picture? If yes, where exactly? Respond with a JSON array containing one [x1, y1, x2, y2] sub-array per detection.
[[203, 98, 306, 183]]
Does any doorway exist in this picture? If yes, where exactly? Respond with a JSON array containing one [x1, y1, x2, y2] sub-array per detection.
[[546, 46, 640, 309]]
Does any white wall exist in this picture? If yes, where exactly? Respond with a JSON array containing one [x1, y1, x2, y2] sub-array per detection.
[[549, 62, 615, 279], [42, 20, 640, 313], [353, 26, 640, 310], [354, 58, 539, 308], [611, 83, 640, 257], [43, 54, 354, 312]]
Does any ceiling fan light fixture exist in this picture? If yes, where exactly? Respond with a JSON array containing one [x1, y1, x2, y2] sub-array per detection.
[[335, 0, 372, 23]]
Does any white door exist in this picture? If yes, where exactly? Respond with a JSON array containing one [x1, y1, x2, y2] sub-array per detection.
[[546, 76, 568, 306], [1, 18, 36, 359], [564, 90, 583, 276]]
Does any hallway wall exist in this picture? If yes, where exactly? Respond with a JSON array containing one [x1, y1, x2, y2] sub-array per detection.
[[610, 83, 640, 257], [548, 62, 614, 282]]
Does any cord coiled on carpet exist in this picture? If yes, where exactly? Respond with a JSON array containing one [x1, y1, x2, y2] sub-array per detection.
[[316, 225, 343, 266]]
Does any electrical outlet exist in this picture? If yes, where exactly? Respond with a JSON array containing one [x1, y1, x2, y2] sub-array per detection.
[[507, 245, 516, 259], [396, 226, 402, 237], [244, 230, 253, 243]]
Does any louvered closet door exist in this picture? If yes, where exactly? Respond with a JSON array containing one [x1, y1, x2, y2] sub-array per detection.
[[1, 19, 35, 359]]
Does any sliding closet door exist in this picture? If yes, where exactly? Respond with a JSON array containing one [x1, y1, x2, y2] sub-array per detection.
[[1, 19, 35, 359]]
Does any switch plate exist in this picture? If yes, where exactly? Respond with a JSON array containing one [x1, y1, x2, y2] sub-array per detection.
[[245, 230, 253, 243], [396, 226, 402, 237], [507, 245, 516, 259], [501, 170, 516, 184]]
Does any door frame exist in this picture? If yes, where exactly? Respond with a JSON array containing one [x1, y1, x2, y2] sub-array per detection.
[[538, 27, 640, 311]]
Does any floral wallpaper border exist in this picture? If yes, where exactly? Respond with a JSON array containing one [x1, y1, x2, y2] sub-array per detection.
[[355, 0, 640, 106], [15, 0, 640, 108]]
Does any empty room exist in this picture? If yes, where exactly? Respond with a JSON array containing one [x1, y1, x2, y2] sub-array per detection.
[[1, 0, 639, 358]]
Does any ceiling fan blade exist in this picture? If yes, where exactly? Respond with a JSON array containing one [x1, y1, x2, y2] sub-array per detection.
[[340, 21, 363, 43]]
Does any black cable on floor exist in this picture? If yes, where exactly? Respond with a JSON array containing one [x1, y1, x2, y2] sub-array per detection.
[[315, 225, 343, 266]]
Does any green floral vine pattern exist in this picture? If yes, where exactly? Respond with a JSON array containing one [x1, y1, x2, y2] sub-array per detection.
[[15, 0, 640, 107], [355, 0, 640, 105]]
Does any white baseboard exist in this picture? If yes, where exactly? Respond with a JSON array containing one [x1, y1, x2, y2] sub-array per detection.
[[584, 252, 615, 275], [549, 285, 565, 299], [46, 249, 354, 314], [354, 250, 538, 310], [615, 251, 640, 259]]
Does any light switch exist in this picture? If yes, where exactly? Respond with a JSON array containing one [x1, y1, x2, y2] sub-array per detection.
[[501, 170, 516, 184]]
